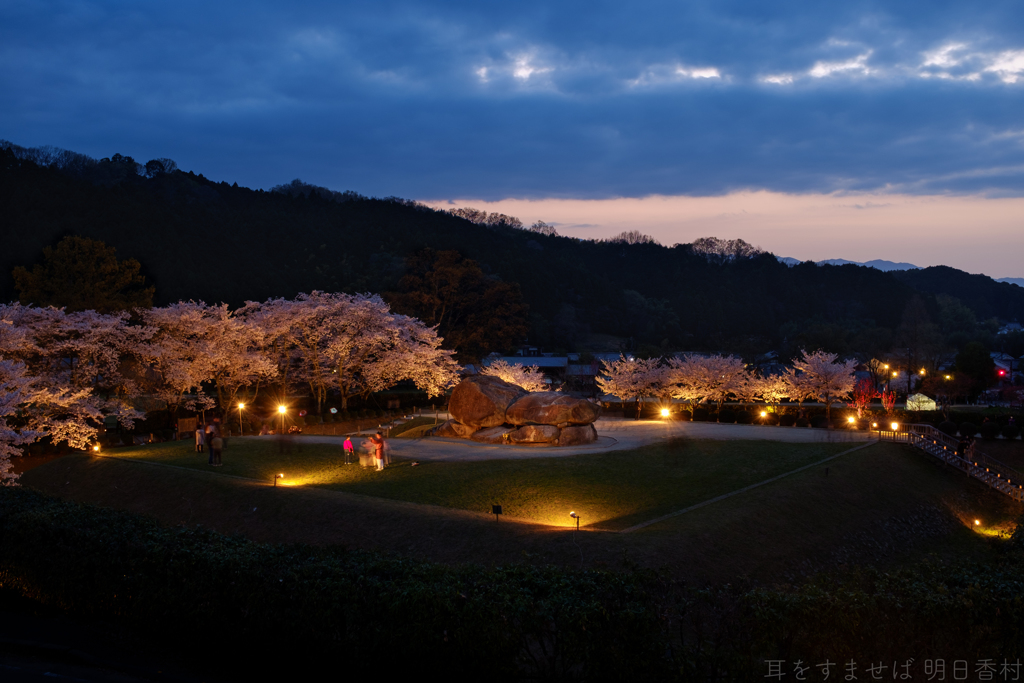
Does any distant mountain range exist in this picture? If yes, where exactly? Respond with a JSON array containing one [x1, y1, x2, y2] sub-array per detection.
[[777, 256, 1024, 288]]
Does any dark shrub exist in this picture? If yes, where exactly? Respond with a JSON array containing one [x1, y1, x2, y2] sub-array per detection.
[[857, 418, 871, 431], [959, 422, 978, 437], [795, 417, 810, 428], [810, 416, 829, 429], [1002, 425, 1020, 440], [718, 409, 736, 423], [938, 421, 958, 437], [779, 414, 797, 427], [693, 408, 709, 422], [735, 411, 752, 424], [677, 411, 692, 421], [980, 422, 1000, 440]]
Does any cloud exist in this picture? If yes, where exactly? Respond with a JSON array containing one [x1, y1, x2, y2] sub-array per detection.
[[1, 0, 1024, 201]]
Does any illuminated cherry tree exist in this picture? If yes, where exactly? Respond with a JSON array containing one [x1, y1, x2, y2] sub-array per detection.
[[141, 302, 219, 414], [753, 372, 793, 419], [597, 355, 665, 419], [666, 354, 749, 420], [241, 292, 460, 413], [0, 304, 151, 482], [480, 359, 547, 393], [791, 349, 858, 422]]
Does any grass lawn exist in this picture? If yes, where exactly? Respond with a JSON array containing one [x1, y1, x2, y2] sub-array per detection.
[[19, 440, 1023, 581], [101, 437, 855, 529], [633, 440, 1023, 579]]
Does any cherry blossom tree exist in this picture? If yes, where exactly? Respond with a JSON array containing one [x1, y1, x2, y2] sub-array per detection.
[[480, 359, 547, 393], [241, 292, 460, 413], [596, 355, 664, 419], [664, 355, 708, 417], [753, 372, 793, 421], [666, 354, 748, 420], [140, 302, 219, 415], [0, 304, 149, 480], [0, 359, 39, 484], [326, 298, 460, 410], [791, 349, 858, 422]]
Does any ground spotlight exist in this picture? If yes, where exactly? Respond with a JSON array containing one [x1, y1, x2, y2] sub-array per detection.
[[660, 408, 670, 418], [274, 473, 284, 487], [569, 511, 580, 530]]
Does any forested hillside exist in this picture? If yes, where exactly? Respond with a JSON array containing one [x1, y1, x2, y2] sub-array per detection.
[[3, 142, 1022, 362]]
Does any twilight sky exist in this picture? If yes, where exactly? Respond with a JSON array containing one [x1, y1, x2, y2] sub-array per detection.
[[3, 1, 1023, 275]]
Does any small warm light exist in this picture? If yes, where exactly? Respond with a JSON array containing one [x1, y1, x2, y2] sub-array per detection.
[[872, 422, 878, 428], [892, 371, 898, 377], [760, 411, 767, 417], [883, 364, 889, 369], [92, 445, 100, 452], [569, 511, 576, 518], [945, 375, 951, 380], [277, 405, 286, 414], [847, 417, 855, 423], [919, 369, 925, 375], [660, 408, 670, 417], [891, 422, 899, 431], [239, 403, 245, 409], [974, 519, 981, 526]]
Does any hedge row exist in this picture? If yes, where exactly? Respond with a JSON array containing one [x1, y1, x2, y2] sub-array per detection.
[[2, 487, 1024, 680]]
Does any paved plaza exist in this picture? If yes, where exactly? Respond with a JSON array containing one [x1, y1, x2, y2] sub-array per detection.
[[288, 416, 874, 462]]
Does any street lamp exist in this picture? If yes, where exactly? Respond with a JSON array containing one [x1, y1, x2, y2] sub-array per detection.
[[278, 405, 286, 433], [238, 403, 245, 436]]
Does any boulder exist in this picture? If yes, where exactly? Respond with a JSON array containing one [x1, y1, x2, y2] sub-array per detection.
[[449, 375, 528, 428], [558, 424, 598, 446], [470, 426, 513, 444], [434, 419, 476, 438], [508, 424, 561, 444], [505, 393, 602, 426]]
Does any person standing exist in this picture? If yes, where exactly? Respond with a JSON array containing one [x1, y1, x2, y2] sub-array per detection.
[[205, 422, 217, 465], [343, 436, 354, 465], [210, 434, 223, 466], [195, 425, 205, 453], [369, 431, 385, 471]]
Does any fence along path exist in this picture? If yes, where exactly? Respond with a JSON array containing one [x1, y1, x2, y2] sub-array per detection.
[[877, 423, 1024, 502]]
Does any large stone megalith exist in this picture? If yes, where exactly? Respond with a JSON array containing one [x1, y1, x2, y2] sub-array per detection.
[[448, 375, 528, 428], [505, 393, 602, 426]]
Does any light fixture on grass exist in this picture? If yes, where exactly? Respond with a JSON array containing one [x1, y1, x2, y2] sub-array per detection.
[[569, 511, 580, 531], [660, 408, 670, 418], [891, 422, 899, 431], [92, 444, 100, 453], [274, 473, 284, 487]]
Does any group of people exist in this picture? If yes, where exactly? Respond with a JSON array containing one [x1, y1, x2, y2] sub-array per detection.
[[340, 431, 389, 471], [195, 420, 224, 466]]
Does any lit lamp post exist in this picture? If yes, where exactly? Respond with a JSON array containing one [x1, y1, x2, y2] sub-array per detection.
[[238, 403, 245, 436], [278, 405, 286, 433]]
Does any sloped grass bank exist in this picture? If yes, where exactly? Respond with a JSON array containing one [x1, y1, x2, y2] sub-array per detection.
[[3, 486, 1024, 681], [101, 438, 855, 528]]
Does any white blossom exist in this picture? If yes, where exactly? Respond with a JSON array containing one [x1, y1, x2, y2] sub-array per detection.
[[480, 359, 547, 392]]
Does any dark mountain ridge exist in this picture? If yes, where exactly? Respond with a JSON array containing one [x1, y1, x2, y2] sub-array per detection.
[[2, 141, 1021, 359]]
